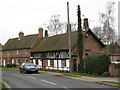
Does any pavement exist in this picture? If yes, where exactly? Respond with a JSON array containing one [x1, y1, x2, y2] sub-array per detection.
[[39, 70, 120, 88]]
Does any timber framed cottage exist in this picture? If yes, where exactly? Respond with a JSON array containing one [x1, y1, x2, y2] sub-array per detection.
[[0, 28, 43, 66], [31, 18, 107, 72]]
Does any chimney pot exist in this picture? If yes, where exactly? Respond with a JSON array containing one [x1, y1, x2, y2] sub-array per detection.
[[45, 30, 48, 38], [19, 31, 24, 37]]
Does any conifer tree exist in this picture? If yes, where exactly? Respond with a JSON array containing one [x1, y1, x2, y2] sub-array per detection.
[[77, 5, 84, 73]]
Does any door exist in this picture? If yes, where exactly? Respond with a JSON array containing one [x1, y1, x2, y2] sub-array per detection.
[[73, 59, 77, 72]]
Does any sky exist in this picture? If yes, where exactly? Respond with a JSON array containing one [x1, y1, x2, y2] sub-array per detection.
[[0, 0, 119, 45]]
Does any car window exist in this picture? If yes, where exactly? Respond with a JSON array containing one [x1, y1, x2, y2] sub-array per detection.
[[25, 63, 34, 66]]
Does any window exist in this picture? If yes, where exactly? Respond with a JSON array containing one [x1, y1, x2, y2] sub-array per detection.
[[17, 50, 19, 54], [50, 60, 54, 67], [16, 59, 20, 65], [7, 51, 9, 56], [25, 49, 28, 54], [61, 60, 66, 67]]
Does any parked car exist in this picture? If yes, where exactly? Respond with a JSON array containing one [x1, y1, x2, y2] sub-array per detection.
[[19, 62, 39, 74]]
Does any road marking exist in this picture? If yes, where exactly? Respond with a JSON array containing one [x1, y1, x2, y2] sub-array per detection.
[[62, 87, 71, 90], [41, 79, 56, 85], [27, 76, 36, 79]]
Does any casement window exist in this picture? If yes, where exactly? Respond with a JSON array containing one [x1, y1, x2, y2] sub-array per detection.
[[61, 60, 66, 67], [25, 49, 28, 54], [12, 59, 14, 64], [17, 50, 19, 54], [50, 60, 54, 67], [7, 51, 9, 56], [16, 59, 20, 65]]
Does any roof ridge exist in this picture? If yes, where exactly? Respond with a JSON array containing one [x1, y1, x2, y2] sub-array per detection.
[[8, 34, 38, 40]]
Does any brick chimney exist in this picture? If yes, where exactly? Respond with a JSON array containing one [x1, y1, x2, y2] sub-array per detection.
[[83, 18, 89, 32], [38, 27, 43, 40], [45, 30, 48, 38], [19, 32, 24, 37]]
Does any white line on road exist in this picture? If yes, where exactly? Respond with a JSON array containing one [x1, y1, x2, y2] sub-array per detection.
[[62, 86, 71, 90], [27, 76, 36, 79], [41, 79, 56, 85]]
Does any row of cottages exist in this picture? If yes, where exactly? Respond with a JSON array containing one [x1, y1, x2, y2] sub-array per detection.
[[31, 18, 107, 72], [0, 18, 108, 72], [1, 28, 43, 66]]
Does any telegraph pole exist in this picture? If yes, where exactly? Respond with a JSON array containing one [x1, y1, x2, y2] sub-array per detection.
[[67, 2, 72, 73]]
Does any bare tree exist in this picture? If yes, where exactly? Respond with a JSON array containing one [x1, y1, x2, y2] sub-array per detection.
[[99, 2, 116, 44], [46, 14, 77, 36], [47, 15, 64, 36], [63, 22, 77, 32]]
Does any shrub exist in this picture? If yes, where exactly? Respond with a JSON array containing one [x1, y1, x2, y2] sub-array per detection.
[[84, 54, 111, 75], [6, 64, 16, 68], [102, 72, 110, 77]]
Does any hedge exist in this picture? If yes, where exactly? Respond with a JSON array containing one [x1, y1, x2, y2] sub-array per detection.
[[6, 64, 16, 68], [84, 54, 111, 75]]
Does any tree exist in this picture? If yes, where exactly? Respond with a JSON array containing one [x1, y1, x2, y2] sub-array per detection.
[[63, 22, 77, 32], [47, 15, 64, 36], [46, 14, 77, 36], [92, 2, 116, 44], [77, 5, 84, 73]]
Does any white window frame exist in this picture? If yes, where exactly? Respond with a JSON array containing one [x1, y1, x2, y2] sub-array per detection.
[[17, 50, 19, 55]]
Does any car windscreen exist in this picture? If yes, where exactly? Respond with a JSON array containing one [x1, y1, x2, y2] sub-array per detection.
[[25, 63, 34, 66]]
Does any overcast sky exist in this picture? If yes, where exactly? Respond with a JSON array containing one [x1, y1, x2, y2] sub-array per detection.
[[0, 0, 119, 45]]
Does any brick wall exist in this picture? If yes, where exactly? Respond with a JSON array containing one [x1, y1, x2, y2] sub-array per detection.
[[84, 31, 106, 54], [2, 49, 31, 66]]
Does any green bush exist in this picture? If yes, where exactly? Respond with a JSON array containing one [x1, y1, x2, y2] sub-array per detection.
[[6, 64, 16, 68], [84, 54, 111, 75], [102, 72, 110, 77]]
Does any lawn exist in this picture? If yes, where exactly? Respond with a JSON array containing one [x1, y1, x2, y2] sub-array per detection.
[[101, 81, 120, 85], [74, 73, 103, 77], [0, 67, 19, 70]]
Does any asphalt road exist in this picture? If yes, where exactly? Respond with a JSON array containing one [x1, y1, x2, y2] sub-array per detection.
[[1, 70, 119, 90]]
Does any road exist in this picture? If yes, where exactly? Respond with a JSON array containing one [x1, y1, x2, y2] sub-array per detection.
[[1, 70, 119, 90]]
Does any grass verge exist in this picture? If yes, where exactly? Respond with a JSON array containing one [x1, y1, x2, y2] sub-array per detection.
[[101, 81, 120, 85], [63, 74, 80, 77], [74, 73, 103, 77], [0, 81, 8, 90], [39, 69, 104, 77], [0, 67, 19, 70]]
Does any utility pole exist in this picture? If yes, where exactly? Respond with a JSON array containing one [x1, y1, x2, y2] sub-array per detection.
[[67, 2, 72, 73]]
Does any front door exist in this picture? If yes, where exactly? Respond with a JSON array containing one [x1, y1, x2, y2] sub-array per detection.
[[73, 59, 77, 72]]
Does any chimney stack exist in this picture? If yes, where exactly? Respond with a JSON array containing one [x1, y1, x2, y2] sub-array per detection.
[[45, 30, 48, 38], [38, 27, 43, 40], [83, 18, 89, 32], [19, 32, 24, 37]]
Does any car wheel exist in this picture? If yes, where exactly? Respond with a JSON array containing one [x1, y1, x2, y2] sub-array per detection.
[[23, 70, 27, 74], [20, 70, 22, 73], [36, 71, 38, 73]]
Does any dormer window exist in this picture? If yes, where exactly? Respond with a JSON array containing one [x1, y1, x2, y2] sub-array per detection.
[[17, 50, 19, 54]]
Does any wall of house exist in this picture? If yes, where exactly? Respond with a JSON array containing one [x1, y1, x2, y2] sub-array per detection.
[[84, 32, 106, 55], [32, 51, 70, 71], [1, 49, 31, 66]]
